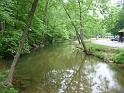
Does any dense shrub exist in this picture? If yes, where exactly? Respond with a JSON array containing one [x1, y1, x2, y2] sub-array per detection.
[[0, 30, 30, 58]]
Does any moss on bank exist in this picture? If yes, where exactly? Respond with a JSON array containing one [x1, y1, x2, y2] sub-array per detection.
[[87, 42, 124, 64]]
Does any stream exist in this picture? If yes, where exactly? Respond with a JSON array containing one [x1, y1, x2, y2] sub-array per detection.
[[13, 42, 124, 93]]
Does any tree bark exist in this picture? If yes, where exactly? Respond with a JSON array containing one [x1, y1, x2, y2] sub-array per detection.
[[3, 21, 5, 30], [0, 21, 2, 31], [0, 21, 5, 31], [61, 0, 88, 54], [41, 0, 50, 45], [7, 0, 39, 85], [43, 0, 49, 26], [60, 0, 81, 44], [77, 0, 88, 54]]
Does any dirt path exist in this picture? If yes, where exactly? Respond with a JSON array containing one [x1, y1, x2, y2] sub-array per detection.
[[93, 39, 124, 48]]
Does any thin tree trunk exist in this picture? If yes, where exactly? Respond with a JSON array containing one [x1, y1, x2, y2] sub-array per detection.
[[0, 21, 5, 31], [43, 0, 49, 26], [3, 21, 5, 30], [14, 1, 19, 29], [60, 0, 81, 44], [0, 21, 2, 31], [42, 0, 50, 45], [77, 0, 88, 54], [7, 0, 39, 85]]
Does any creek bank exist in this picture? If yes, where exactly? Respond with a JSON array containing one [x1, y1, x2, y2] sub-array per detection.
[[0, 64, 19, 93], [87, 42, 124, 67], [73, 41, 124, 67]]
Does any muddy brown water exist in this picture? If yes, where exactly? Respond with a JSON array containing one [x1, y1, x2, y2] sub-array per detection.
[[13, 42, 124, 93]]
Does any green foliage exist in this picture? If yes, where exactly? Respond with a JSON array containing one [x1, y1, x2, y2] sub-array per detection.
[[0, 30, 30, 57], [115, 52, 124, 64], [107, 5, 124, 35], [0, 0, 77, 57], [0, 0, 122, 58]]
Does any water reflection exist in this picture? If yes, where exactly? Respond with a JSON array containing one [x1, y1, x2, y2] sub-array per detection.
[[54, 58, 123, 93], [14, 43, 124, 93]]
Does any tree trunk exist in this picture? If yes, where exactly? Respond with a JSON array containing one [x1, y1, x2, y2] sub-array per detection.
[[0, 21, 5, 31], [60, 0, 81, 44], [7, 0, 39, 85], [41, 0, 50, 45], [0, 21, 2, 31], [77, 0, 88, 54], [43, 0, 49, 26]]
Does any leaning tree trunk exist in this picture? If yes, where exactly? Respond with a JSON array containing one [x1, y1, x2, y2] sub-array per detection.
[[7, 0, 39, 85], [60, 0, 81, 44], [77, 0, 88, 54]]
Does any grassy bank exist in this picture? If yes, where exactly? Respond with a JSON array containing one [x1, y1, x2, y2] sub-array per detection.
[[87, 42, 124, 64], [0, 66, 19, 93]]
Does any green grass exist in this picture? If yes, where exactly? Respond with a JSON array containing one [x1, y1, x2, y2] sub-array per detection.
[[87, 42, 124, 64], [0, 86, 18, 93], [114, 52, 124, 64], [0, 69, 19, 93]]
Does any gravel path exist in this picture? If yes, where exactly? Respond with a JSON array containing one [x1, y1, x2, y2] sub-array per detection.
[[93, 39, 124, 48]]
